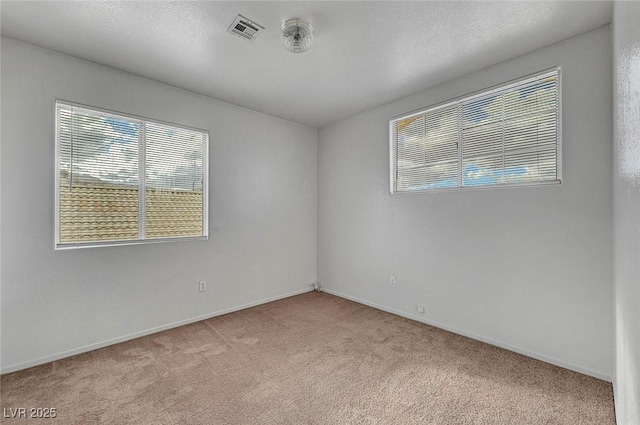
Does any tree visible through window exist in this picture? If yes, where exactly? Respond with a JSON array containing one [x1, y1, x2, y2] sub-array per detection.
[[55, 102, 208, 248], [390, 68, 561, 193]]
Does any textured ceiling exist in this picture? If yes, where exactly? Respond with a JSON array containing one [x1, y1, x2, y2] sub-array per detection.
[[1, 1, 612, 128]]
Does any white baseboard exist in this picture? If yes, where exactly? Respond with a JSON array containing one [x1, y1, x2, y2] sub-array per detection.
[[322, 287, 612, 382], [1, 287, 313, 375]]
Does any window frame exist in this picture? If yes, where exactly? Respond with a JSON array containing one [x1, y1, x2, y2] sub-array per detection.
[[54, 100, 209, 250], [389, 67, 562, 194]]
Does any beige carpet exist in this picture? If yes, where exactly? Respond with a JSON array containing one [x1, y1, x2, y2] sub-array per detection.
[[1, 292, 615, 424]]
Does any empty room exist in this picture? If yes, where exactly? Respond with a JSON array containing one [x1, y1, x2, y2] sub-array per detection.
[[1, 1, 638, 424]]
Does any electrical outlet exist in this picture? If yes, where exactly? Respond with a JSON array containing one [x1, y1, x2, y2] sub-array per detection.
[[390, 276, 396, 287], [199, 280, 207, 292], [417, 304, 425, 314]]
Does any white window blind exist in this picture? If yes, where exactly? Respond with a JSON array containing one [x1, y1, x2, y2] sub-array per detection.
[[55, 101, 208, 248], [390, 68, 561, 193]]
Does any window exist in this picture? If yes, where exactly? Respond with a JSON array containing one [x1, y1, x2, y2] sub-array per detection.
[[390, 68, 561, 193], [55, 101, 208, 249]]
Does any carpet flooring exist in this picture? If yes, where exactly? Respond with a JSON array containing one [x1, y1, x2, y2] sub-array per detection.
[[1, 292, 615, 424]]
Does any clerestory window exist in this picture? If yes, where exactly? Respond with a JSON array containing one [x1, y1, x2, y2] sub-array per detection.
[[390, 68, 561, 193]]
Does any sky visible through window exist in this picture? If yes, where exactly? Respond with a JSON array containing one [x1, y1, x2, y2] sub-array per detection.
[[393, 71, 559, 192], [58, 107, 205, 192]]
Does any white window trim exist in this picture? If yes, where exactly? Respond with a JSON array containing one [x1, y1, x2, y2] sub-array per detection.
[[389, 67, 562, 194], [54, 100, 209, 250]]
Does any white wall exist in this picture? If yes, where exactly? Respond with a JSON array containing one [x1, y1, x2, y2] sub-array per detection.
[[613, 2, 640, 423], [0, 37, 317, 372], [318, 27, 613, 380]]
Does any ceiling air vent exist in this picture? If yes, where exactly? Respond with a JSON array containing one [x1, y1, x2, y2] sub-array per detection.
[[227, 15, 265, 41]]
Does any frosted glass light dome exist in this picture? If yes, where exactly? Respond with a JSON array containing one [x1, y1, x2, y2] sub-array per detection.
[[281, 18, 313, 53]]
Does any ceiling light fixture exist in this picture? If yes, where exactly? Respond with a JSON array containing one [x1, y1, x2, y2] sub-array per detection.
[[281, 18, 313, 54]]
